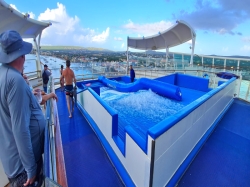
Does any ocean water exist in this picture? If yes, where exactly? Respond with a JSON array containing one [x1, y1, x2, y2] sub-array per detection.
[[100, 87, 185, 141], [24, 54, 92, 79]]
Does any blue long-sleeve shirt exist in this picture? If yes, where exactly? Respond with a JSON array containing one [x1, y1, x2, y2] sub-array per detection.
[[0, 64, 45, 179]]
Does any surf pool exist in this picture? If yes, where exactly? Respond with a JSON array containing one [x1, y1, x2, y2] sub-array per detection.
[[100, 87, 185, 141]]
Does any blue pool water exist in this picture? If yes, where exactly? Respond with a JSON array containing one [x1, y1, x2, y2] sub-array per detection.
[[100, 87, 184, 141]]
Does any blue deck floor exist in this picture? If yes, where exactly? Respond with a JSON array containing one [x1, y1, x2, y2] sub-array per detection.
[[178, 98, 250, 186], [56, 89, 124, 187]]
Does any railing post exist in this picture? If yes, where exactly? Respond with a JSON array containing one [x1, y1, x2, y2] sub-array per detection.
[[246, 80, 250, 100]]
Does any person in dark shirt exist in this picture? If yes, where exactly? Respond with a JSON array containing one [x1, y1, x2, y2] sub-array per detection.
[[60, 65, 64, 91], [130, 65, 135, 82], [42, 64, 51, 93]]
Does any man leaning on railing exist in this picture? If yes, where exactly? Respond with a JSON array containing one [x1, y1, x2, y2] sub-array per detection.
[[0, 30, 56, 187]]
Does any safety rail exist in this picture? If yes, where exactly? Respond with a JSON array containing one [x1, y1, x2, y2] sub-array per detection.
[[44, 76, 67, 187], [25, 64, 249, 103], [53, 71, 127, 84], [134, 68, 249, 102]]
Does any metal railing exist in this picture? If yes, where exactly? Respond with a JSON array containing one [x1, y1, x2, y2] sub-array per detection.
[[134, 68, 249, 102], [44, 76, 67, 187]]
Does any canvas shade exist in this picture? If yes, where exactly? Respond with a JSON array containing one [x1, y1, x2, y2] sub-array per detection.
[[0, 0, 50, 38], [127, 20, 196, 50]]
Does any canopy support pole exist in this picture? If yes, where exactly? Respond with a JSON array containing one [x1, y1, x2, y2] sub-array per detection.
[[33, 33, 42, 77], [126, 37, 129, 75], [190, 34, 196, 66], [166, 47, 169, 69]]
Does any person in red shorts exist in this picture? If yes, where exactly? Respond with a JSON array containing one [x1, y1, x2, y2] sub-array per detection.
[[60, 60, 76, 118]]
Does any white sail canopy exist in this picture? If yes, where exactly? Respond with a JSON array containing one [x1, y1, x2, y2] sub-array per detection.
[[0, 0, 51, 38], [127, 20, 196, 50]]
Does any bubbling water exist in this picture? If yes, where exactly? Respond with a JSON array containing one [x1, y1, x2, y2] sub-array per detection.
[[100, 87, 184, 141]]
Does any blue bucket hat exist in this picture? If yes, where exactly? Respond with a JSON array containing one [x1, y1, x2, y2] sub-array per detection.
[[0, 30, 32, 64]]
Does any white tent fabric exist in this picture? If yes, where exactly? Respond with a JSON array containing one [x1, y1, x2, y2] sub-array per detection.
[[126, 20, 196, 66], [127, 20, 196, 50], [0, 0, 51, 72], [0, 0, 50, 38]]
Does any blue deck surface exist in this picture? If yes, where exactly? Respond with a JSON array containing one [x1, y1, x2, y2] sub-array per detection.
[[178, 98, 250, 186], [56, 89, 124, 187]]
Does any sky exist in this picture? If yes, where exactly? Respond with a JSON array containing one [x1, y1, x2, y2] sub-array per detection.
[[5, 0, 250, 56]]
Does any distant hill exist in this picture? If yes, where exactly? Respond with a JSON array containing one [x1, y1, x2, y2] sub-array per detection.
[[209, 54, 250, 59], [40, 46, 112, 51]]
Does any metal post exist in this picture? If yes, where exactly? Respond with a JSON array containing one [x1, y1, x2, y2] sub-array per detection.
[[237, 60, 240, 75], [166, 46, 169, 70], [126, 37, 129, 75], [33, 36, 41, 77], [190, 35, 196, 66]]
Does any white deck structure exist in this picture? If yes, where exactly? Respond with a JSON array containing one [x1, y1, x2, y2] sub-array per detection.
[[127, 20, 196, 64]]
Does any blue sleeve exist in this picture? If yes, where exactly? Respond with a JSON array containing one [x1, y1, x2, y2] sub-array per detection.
[[46, 70, 51, 76], [8, 78, 37, 179]]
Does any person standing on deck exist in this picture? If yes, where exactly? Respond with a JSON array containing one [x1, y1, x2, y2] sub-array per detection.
[[0, 30, 44, 187], [42, 64, 51, 93], [60, 64, 64, 91], [60, 60, 76, 118], [130, 65, 135, 82]]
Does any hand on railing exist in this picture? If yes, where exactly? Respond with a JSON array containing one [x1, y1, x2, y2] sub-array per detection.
[[37, 92, 58, 105]]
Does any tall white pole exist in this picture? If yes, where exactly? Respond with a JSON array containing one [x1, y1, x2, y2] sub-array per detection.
[[33, 35, 42, 77], [166, 47, 169, 69], [126, 37, 129, 75], [190, 35, 196, 67]]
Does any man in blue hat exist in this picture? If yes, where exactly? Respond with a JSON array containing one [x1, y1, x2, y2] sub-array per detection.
[[0, 30, 44, 186]]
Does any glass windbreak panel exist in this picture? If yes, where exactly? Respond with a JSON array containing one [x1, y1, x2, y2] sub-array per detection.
[[203, 57, 213, 66], [240, 60, 250, 80], [239, 60, 250, 69], [193, 55, 202, 65], [173, 53, 182, 61], [214, 58, 224, 68], [184, 55, 191, 63], [225, 59, 238, 70]]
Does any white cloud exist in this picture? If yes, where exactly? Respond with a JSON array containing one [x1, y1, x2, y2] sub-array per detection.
[[92, 27, 110, 42], [121, 43, 125, 48], [114, 37, 123, 41], [10, 4, 35, 19], [217, 28, 228, 35], [28, 12, 35, 19], [24, 3, 109, 46], [240, 45, 250, 51], [176, 0, 249, 35], [38, 3, 79, 37], [9, 4, 18, 10], [123, 20, 174, 36], [242, 37, 250, 43]]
